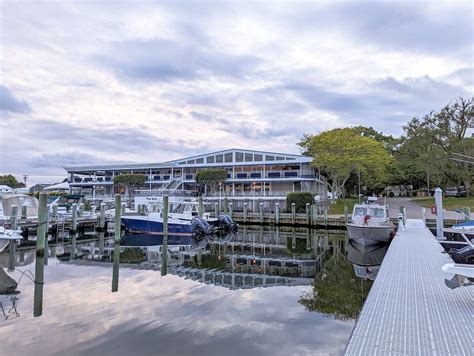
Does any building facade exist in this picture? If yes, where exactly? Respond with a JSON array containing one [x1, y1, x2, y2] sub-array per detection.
[[64, 149, 326, 209]]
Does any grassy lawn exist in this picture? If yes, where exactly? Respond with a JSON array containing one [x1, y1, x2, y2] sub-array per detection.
[[328, 198, 360, 215], [411, 196, 474, 211]]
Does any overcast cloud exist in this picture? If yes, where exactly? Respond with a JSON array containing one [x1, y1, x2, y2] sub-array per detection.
[[0, 0, 472, 184]]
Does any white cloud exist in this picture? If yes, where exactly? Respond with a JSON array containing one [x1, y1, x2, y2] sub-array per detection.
[[0, 0, 472, 183]]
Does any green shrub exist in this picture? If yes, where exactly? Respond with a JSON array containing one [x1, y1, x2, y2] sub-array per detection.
[[286, 192, 314, 213]]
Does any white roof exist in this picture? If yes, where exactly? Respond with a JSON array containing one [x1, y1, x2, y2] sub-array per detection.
[[44, 182, 70, 191], [64, 148, 312, 172], [0, 185, 13, 191]]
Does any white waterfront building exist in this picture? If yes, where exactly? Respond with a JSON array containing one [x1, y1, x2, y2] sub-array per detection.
[[64, 148, 327, 210]]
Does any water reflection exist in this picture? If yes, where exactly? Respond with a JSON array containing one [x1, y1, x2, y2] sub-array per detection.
[[299, 237, 388, 320], [0, 227, 389, 355]]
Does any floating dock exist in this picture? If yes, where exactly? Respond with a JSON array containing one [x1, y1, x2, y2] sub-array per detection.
[[345, 219, 473, 355]]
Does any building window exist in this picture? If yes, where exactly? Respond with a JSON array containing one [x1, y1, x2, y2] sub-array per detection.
[[254, 154, 263, 161], [286, 157, 295, 160], [187, 160, 195, 164], [266, 155, 275, 161], [245, 153, 253, 162], [196, 158, 204, 164], [216, 154, 223, 163], [178, 161, 186, 165], [235, 152, 244, 162], [206, 156, 215, 163], [225, 152, 233, 162], [276, 156, 284, 160]]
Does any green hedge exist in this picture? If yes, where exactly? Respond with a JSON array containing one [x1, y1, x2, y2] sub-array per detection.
[[286, 192, 314, 213]]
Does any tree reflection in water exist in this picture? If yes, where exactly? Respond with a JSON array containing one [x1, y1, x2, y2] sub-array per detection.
[[299, 238, 373, 321]]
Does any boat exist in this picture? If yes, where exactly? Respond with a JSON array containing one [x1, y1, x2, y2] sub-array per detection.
[[121, 212, 195, 235], [122, 199, 236, 236], [346, 198, 396, 245], [438, 220, 474, 252]]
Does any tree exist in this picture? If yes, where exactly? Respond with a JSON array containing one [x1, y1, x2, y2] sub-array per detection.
[[113, 174, 146, 197], [299, 239, 372, 320], [397, 96, 473, 195], [195, 169, 227, 194], [286, 192, 314, 213], [0, 174, 25, 188], [299, 128, 393, 200]]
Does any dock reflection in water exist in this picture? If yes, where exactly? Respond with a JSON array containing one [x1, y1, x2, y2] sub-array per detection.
[[0, 227, 389, 356]]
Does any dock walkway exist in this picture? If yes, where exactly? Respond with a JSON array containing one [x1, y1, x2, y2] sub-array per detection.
[[345, 219, 473, 355]]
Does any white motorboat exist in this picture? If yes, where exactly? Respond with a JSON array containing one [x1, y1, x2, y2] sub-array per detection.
[[346, 198, 396, 245]]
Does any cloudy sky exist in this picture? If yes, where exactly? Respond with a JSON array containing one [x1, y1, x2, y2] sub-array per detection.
[[0, 0, 472, 185]]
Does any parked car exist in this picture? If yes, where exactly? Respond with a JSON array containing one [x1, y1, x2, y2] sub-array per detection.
[[445, 187, 460, 198], [445, 186, 467, 198]]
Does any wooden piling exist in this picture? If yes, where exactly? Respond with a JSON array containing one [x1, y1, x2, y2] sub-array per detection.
[[10, 205, 18, 229], [305, 203, 310, 225], [79, 203, 84, 217], [291, 203, 296, 224], [21, 205, 27, 219], [229, 202, 233, 219], [112, 194, 122, 292], [161, 195, 169, 276], [223, 197, 228, 214], [344, 205, 348, 224], [70, 203, 78, 261], [198, 196, 204, 218], [36, 193, 48, 255], [52, 204, 58, 222], [275, 203, 280, 225], [99, 202, 105, 230], [33, 255, 44, 317], [259, 202, 264, 224], [243, 202, 248, 223], [214, 202, 219, 218]]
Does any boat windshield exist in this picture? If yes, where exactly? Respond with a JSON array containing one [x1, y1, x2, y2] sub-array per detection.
[[354, 207, 366, 216], [369, 207, 385, 218]]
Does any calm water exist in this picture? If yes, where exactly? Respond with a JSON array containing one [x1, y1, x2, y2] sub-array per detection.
[[0, 227, 387, 355]]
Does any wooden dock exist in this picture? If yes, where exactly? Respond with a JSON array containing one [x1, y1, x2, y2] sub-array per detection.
[[345, 219, 473, 355]]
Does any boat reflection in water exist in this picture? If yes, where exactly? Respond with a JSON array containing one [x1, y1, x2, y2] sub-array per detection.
[[346, 240, 389, 281]]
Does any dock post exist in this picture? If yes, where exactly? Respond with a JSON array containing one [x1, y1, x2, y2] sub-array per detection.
[[223, 197, 228, 214], [306, 203, 311, 225], [161, 195, 169, 276], [99, 203, 105, 230], [229, 202, 233, 219], [275, 203, 280, 225], [324, 206, 328, 225], [70, 204, 78, 261], [36, 193, 48, 255], [434, 187, 444, 238], [198, 195, 204, 218], [21, 205, 27, 219], [8, 210, 16, 270], [259, 202, 264, 224], [79, 203, 84, 217], [10, 205, 18, 229], [291, 203, 296, 224], [421, 207, 426, 226], [243, 202, 248, 223], [52, 204, 58, 222], [44, 208, 50, 265], [112, 194, 121, 292], [344, 205, 348, 224], [214, 202, 219, 218]]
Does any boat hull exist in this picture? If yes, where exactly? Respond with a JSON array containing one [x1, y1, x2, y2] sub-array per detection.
[[121, 216, 193, 236], [346, 223, 395, 245]]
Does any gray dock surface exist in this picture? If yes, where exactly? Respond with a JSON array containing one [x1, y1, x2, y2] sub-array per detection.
[[345, 219, 473, 355]]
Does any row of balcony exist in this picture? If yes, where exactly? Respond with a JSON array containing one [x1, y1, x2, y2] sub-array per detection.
[[70, 171, 317, 185]]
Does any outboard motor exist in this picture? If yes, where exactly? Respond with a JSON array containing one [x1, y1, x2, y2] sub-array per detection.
[[191, 217, 214, 235], [218, 214, 238, 232], [448, 245, 474, 264]]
